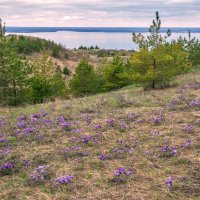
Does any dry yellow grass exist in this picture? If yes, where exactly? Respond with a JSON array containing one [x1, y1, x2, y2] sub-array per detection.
[[0, 71, 200, 200]]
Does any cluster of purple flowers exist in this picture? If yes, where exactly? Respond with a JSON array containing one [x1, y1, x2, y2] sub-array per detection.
[[166, 177, 173, 188], [182, 139, 191, 148], [0, 120, 6, 127], [30, 165, 48, 182], [0, 133, 7, 144], [0, 163, 15, 170], [128, 112, 137, 121], [189, 83, 200, 90], [65, 146, 80, 152], [99, 154, 109, 160], [159, 145, 177, 158], [196, 119, 200, 124], [80, 133, 101, 144], [17, 121, 26, 128], [60, 121, 72, 130], [0, 163, 15, 175], [152, 114, 164, 125], [70, 128, 82, 134], [94, 124, 102, 129], [17, 115, 27, 121], [114, 167, 133, 177], [0, 148, 11, 156], [184, 125, 193, 133], [113, 146, 134, 159], [113, 167, 133, 182], [57, 116, 72, 130], [106, 119, 115, 127], [54, 175, 74, 185], [85, 115, 91, 124], [119, 121, 129, 132], [190, 100, 200, 107]]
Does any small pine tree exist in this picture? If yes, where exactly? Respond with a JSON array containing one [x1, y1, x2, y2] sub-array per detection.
[[0, 19, 31, 105], [133, 12, 171, 50], [130, 12, 190, 89], [69, 59, 100, 96], [130, 43, 191, 89], [52, 45, 60, 58], [63, 66, 70, 75], [103, 56, 131, 91]]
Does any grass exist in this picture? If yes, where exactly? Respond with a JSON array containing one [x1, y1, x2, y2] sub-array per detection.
[[0, 71, 200, 200]]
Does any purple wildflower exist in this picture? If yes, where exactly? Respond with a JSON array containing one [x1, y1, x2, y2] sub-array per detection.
[[54, 175, 74, 185], [32, 114, 40, 119], [60, 121, 71, 130], [172, 146, 177, 156], [182, 176, 187, 182], [190, 101, 200, 107], [17, 115, 27, 121], [113, 167, 133, 181], [128, 113, 137, 121], [166, 177, 173, 188], [17, 122, 26, 128], [106, 119, 115, 127], [94, 124, 102, 129], [0, 163, 15, 172], [184, 125, 193, 133], [153, 115, 164, 125], [0, 148, 11, 156], [120, 121, 128, 131], [99, 154, 109, 160], [30, 165, 48, 181], [182, 139, 191, 148], [85, 115, 91, 124]]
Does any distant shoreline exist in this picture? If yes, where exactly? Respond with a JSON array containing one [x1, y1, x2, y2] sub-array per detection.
[[6, 27, 200, 33]]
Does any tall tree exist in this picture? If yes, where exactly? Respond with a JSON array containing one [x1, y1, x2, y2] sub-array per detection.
[[133, 12, 171, 50], [0, 19, 31, 105]]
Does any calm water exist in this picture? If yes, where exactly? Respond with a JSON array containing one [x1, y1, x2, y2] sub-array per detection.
[[7, 27, 200, 50]]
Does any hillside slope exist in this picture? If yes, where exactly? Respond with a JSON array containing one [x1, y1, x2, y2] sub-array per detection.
[[0, 70, 200, 200]]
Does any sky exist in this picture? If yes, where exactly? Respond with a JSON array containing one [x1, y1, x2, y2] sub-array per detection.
[[0, 0, 199, 27]]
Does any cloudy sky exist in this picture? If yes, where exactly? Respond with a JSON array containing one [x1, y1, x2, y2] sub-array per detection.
[[0, 0, 199, 27]]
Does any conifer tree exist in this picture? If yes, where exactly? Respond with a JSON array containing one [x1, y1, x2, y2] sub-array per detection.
[[133, 12, 171, 50]]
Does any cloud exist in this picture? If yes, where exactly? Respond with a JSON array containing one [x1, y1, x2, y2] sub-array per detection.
[[0, 0, 199, 27]]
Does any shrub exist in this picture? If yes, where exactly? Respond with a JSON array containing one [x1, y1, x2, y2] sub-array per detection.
[[63, 66, 70, 76], [102, 56, 131, 91], [69, 59, 101, 96], [64, 52, 69, 59], [52, 45, 60, 58], [29, 76, 52, 104], [175, 33, 200, 66]]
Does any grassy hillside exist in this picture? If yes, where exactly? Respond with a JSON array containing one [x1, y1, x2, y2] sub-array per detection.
[[0, 69, 200, 200], [12, 35, 132, 75]]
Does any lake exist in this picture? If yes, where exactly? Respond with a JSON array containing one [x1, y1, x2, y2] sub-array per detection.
[[6, 27, 200, 50]]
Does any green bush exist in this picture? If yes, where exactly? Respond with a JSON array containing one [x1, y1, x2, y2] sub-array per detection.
[[30, 76, 52, 104], [52, 45, 60, 58], [69, 59, 102, 96], [64, 52, 69, 59], [102, 56, 131, 91], [63, 66, 70, 75], [175, 34, 200, 66]]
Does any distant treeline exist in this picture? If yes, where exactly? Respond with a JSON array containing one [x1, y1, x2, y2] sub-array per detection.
[[78, 45, 100, 50], [8, 34, 62, 57]]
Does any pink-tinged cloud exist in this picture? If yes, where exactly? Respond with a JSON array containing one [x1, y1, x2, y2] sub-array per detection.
[[0, 0, 199, 27]]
